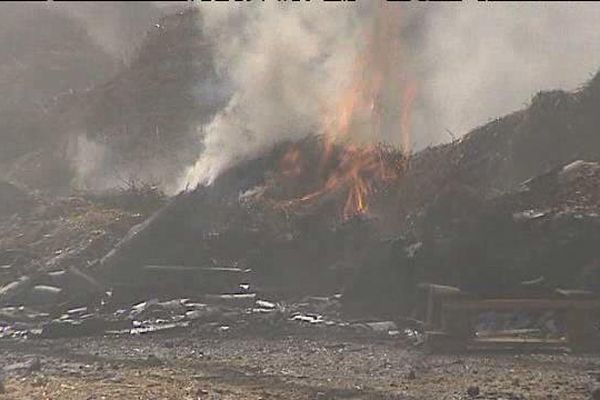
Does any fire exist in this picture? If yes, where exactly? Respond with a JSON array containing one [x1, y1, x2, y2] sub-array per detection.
[[338, 146, 395, 217], [273, 142, 405, 220], [400, 81, 417, 155], [268, 6, 416, 220], [279, 145, 303, 178]]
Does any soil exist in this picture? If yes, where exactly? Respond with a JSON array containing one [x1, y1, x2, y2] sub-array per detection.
[[1, 329, 599, 400]]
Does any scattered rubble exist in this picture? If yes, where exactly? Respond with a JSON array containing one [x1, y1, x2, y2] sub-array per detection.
[[2, 6, 600, 399], [3, 30, 600, 354]]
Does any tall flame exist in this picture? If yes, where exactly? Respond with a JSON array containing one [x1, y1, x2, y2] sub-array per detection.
[[270, 6, 416, 220]]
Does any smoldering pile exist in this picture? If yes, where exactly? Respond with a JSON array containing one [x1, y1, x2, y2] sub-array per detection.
[[3, 74, 600, 342], [4, 6, 600, 342], [0, 137, 418, 341], [92, 136, 409, 300]]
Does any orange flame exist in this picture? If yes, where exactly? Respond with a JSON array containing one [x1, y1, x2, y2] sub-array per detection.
[[274, 143, 404, 219], [400, 81, 417, 155], [279, 145, 303, 178], [270, 6, 416, 220]]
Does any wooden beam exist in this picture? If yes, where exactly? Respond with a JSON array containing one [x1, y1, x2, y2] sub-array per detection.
[[443, 298, 600, 311]]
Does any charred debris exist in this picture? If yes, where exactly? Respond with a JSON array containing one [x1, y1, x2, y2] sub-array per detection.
[[2, 14, 600, 340]]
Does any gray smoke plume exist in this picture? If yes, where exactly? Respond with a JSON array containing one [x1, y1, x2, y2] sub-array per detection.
[[58, 2, 187, 61], [181, 2, 600, 191], [4, 2, 600, 193], [181, 3, 370, 188], [412, 2, 600, 147]]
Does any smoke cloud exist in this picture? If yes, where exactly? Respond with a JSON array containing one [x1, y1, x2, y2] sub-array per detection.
[[181, 3, 369, 188], [5, 2, 600, 193], [412, 3, 600, 147], [58, 2, 188, 61], [182, 2, 600, 190]]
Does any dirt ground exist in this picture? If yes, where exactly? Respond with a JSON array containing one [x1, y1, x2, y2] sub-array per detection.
[[1, 329, 599, 400]]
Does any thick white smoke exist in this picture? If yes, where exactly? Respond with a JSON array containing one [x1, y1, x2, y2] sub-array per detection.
[[180, 3, 369, 188], [10, 2, 597, 192], [181, 2, 600, 191], [412, 2, 600, 147]]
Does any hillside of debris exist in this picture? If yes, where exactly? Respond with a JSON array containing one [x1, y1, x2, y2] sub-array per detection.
[[88, 70, 600, 317], [347, 76, 600, 312], [2, 5, 600, 323], [2, 8, 220, 193], [3, 69, 600, 321], [0, 183, 165, 291], [377, 76, 600, 229], [0, 7, 118, 190], [60, 9, 225, 191]]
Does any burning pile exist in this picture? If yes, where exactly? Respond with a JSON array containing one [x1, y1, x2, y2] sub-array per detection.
[[244, 139, 407, 221], [181, 4, 417, 222], [241, 6, 416, 221], [71, 7, 431, 307]]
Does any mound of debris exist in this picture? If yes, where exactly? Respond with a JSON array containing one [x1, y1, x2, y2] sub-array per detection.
[[0, 184, 165, 307], [397, 159, 600, 295], [63, 8, 225, 190], [85, 71, 600, 318], [338, 73, 600, 314], [372, 75, 600, 231], [4, 35, 600, 334], [0, 6, 118, 190], [90, 137, 403, 304]]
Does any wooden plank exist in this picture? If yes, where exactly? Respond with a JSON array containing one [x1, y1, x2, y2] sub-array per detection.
[[443, 298, 600, 311], [565, 308, 600, 352], [143, 265, 251, 274], [473, 337, 566, 345], [469, 337, 570, 352], [421, 284, 464, 329]]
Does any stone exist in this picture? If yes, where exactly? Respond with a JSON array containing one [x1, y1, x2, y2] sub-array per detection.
[[467, 385, 480, 397]]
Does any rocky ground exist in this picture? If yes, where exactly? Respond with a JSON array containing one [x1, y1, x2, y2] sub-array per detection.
[[1, 329, 599, 400]]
